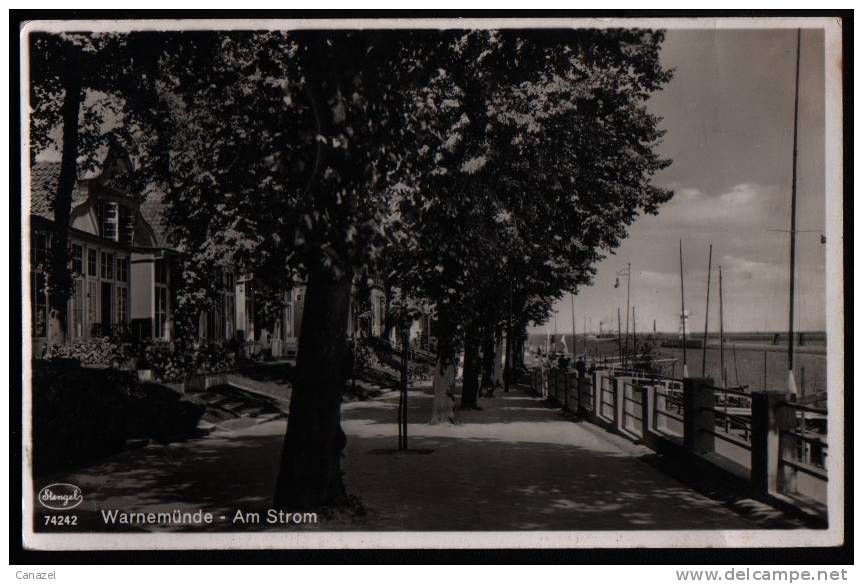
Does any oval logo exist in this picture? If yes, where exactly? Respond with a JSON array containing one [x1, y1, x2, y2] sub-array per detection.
[[38, 483, 83, 510]]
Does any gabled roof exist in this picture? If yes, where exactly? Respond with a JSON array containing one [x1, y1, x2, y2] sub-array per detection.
[[139, 189, 175, 250], [29, 160, 179, 252], [28, 162, 88, 220]]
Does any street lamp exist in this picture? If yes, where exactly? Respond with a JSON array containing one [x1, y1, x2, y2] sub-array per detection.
[[614, 263, 632, 369]]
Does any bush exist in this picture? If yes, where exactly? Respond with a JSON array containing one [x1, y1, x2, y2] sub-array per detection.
[[408, 360, 432, 383], [43, 337, 237, 383], [42, 337, 138, 369], [31, 360, 133, 474], [125, 383, 206, 443], [31, 360, 206, 475], [141, 339, 235, 382], [363, 336, 393, 367]]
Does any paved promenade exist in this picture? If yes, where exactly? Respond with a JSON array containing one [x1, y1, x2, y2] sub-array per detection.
[[338, 386, 760, 531], [34, 379, 771, 532]]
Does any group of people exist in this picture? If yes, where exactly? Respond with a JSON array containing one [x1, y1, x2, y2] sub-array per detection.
[[535, 350, 588, 399]]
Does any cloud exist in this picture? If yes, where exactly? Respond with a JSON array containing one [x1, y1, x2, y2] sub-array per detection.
[[718, 254, 785, 283], [641, 182, 783, 230]]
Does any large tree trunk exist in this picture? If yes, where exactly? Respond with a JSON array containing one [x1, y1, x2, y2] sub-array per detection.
[[274, 264, 352, 510], [429, 335, 456, 425], [459, 328, 481, 410], [493, 328, 505, 389], [503, 324, 514, 392], [45, 70, 82, 347]]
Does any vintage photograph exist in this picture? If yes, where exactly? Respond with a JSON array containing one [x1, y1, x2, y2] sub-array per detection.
[[19, 16, 845, 551]]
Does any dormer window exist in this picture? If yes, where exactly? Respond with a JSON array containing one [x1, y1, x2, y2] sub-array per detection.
[[97, 199, 138, 244], [99, 200, 119, 241], [120, 205, 136, 245]]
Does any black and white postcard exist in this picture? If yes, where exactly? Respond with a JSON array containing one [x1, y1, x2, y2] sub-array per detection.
[[16, 15, 847, 553]]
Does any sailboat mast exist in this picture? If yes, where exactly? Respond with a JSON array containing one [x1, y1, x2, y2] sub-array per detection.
[[679, 240, 688, 375], [617, 307, 622, 366], [788, 28, 802, 382], [625, 262, 631, 367], [570, 293, 577, 357], [583, 314, 587, 356], [719, 264, 725, 388], [702, 244, 713, 376]]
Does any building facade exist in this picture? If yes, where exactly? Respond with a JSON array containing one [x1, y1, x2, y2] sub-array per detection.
[[28, 148, 391, 357]]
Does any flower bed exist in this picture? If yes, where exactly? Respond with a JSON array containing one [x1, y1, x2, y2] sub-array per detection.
[[42, 337, 138, 369], [42, 337, 237, 383]]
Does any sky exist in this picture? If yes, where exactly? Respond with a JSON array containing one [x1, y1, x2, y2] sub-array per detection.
[[33, 28, 828, 335], [531, 28, 827, 335]]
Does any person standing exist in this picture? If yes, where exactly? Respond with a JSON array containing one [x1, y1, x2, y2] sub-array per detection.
[[541, 352, 551, 398], [575, 356, 587, 380]]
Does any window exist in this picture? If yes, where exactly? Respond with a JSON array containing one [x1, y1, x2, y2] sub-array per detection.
[[87, 281, 98, 334], [225, 292, 235, 339], [100, 200, 119, 241], [70, 279, 84, 339], [87, 249, 97, 277], [155, 259, 168, 285], [223, 270, 235, 339], [101, 252, 114, 280], [116, 286, 128, 326], [32, 232, 49, 267], [294, 290, 304, 338], [116, 257, 128, 282], [119, 205, 136, 245], [376, 296, 386, 336], [32, 272, 47, 337], [155, 286, 169, 339], [284, 297, 293, 339], [71, 244, 83, 276], [244, 288, 255, 339], [205, 309, 217, 341], [155, 259, 170, 339]]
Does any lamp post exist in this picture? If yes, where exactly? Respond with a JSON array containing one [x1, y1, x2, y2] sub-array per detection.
[[614, 262, 632, 369]]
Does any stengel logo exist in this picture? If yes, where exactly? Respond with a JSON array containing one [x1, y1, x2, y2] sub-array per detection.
[[38, 483, 83, 510]]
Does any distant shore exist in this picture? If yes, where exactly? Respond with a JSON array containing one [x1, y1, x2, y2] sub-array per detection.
[[702, 342, 826, 356]]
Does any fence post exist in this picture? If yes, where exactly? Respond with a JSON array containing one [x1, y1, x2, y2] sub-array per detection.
[[556, 370, 562, 403], [614, 377, 626, 433], [683, 377, 715, 455], [563, 371, 570, 411], [641, 384, 655, 446], [578, 376, 588, 416], [751, 392, 797, 496], [593, 370, 604, 420]]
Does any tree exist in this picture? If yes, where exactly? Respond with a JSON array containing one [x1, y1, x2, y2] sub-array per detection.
[[29, 33, 129, 346], [390, 29, 673, 419], [29, 30, 189, 344], [29, 27, 674, 510], [131, 30, 448, 508]]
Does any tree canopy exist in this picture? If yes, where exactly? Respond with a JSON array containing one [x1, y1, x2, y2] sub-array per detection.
[[28, 26, 674, 508]]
